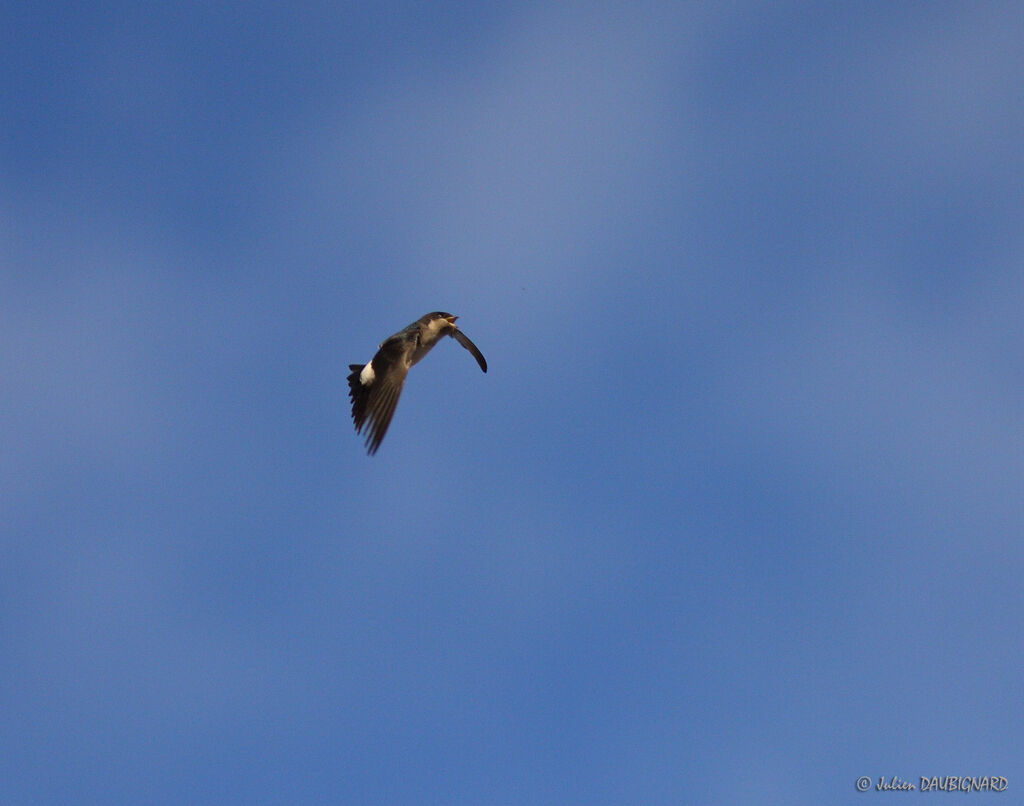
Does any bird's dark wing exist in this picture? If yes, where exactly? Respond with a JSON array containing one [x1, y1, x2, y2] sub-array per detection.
[[348, 337, 409, 455], [360, 365, 406, 455], [452, 328, 487, 373]]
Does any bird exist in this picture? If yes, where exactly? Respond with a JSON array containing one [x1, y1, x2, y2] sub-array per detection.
[[347, 312, 487, 454]]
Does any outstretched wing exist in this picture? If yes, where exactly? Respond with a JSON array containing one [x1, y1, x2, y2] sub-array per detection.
[[452, 328, 487, 373], [348, 337, 409, 455]]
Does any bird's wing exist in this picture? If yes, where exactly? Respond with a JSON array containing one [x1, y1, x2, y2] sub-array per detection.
[[452, 328, 487, 373], [348, 336, 410, 454], [360, 363, 407, 455]]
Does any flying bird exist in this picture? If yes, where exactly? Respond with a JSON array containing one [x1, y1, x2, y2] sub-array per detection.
[[348, 312, 487, 454]]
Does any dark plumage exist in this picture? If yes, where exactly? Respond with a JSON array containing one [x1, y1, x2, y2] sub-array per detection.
[[348, 312, 487, 454]]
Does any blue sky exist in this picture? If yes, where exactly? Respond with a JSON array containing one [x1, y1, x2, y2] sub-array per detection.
[[3, 2, 1022, 803]]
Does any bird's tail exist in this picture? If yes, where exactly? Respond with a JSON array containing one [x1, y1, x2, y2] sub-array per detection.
[[347, 364, 368, 429]]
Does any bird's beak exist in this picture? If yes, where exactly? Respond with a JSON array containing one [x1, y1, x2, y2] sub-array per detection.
[[445, 315, 458, 326]]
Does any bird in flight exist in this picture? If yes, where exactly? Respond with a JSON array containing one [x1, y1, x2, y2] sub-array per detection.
[[347, 312, 487, 454]]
